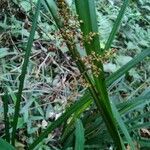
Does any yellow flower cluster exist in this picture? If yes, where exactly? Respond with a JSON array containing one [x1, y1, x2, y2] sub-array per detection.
[[81, 49, 116, 77], [57, 0, 81, 50], [84, 32, 98, 44]]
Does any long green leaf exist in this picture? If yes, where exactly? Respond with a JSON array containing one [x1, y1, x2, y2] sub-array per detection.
[[129, 122, 150, 131], [0, 138, 16, 150], [75, 0, 125, 149], [75, 119, 85, 150], [84, 94, 150, 132], [43, 0, 62, 28], [75, 0, 101, 54], [30, 0, 149, 148], [107, 48, 150, 86], [125, 112, 150, 125], [83, 94, 150, 142], [11, 0, 41, 145], [62, 98, 92, 142], [111, 102, 134, 149], [118, 95, 150, 115], [104, 0, 129, 50], [138, 138, 150, 148]]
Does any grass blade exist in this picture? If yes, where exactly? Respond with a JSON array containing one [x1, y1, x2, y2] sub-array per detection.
[[125, 113, 150, 125], [0, 138, 15, 150], [104, 0, 129, 50], [75, 0, 101, 54], [11, 0, 41, 145], [111, 102, 135, 149], [62, 98, 92, 142], [75, 119, 85, 150], [30, 48, 149, 148], [83, 94, 150, 141], [107, 48, 150, 86], [43, 0, 62, 27], [118, 95, 150, 115], [138, 138, 150, 148], [75, 0, 125, 149], [129, 122, 150, 131]]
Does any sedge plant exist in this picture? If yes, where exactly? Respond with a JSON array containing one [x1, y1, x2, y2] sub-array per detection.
[[1, 0, 150, 149]]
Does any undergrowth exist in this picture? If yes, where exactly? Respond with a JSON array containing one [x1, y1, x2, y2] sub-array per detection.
[[0, 0, 150, 149]]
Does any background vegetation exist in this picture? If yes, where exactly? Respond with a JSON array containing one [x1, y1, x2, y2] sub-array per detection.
[[0, 0, 150, 149]]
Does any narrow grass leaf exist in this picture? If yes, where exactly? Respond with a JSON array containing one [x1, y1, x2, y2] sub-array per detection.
[[105, 0, 129, 50], [75, 0, 101, 54], [75, 0, 125, 149], [107, 48, 150, 86], [111, 102, 134, 150], [62, 134, 74, 150], [75, 119, 85, 150], [125, 113, 150, 125], [62, 99, 92, 142], [129, 122, 150, 131], [118, 95, 150, 115], [138, 138, 150, 148], [0, 138, 15, 150], [11, 0, 41, 145], [43, 0, 62, 27], [82, 95, 150, 141]]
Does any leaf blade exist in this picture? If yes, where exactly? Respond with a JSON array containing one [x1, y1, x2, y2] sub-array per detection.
[[107, 49, 150, 86], [11, 0, 41, 145], [111, 102, 134, 150], [0, 138, 16, 150], [75, 119, 85, 150], [105, 0, 129, 50]]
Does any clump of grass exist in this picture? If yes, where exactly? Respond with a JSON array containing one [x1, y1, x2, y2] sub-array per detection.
[[1, 0, 150, 149]]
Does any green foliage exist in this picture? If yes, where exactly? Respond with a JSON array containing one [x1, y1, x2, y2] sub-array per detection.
[[11, 0, 41, 145], [75, 119, 85, 150], [0, 0, 150, 149], [0, 138, 15, 150]]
